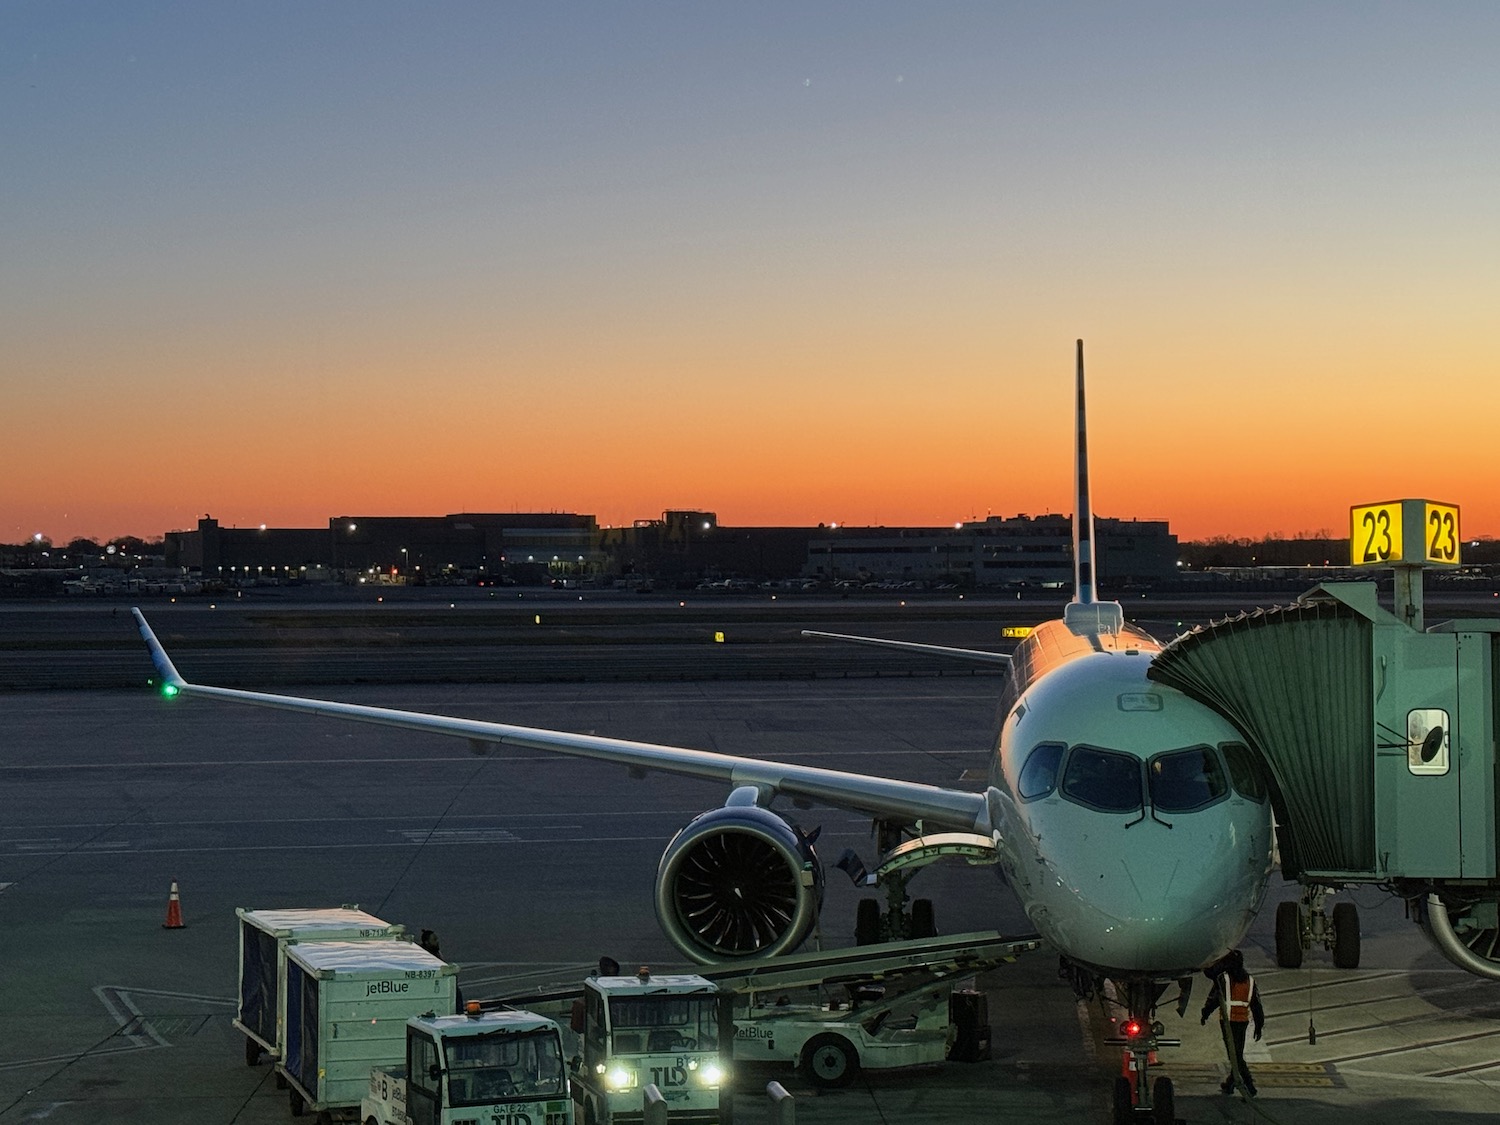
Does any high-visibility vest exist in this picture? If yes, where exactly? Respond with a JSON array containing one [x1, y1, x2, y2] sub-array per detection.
[[1220, 974, 1254, 1023]]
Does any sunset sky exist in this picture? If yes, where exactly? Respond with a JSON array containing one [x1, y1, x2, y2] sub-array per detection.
[[5, 4, 1498, 545]]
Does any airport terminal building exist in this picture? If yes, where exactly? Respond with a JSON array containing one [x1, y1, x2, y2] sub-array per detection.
[[805, 514, 1176, 588], [163, 510, 1177, 589]]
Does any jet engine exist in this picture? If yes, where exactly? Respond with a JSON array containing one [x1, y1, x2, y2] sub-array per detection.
[[1418, 892, 1500, 981], [655, 805, 823, 964]]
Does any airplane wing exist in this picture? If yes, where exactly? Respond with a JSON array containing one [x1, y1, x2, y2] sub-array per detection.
[[132, 609, 989, 832], [800, 629, 1011, 666]]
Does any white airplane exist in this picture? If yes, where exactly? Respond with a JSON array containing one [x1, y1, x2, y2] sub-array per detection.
[[133, 342, 1275, 1123]]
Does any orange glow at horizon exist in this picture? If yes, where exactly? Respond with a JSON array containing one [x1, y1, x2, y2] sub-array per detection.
[[8, 326, 1498, 546]]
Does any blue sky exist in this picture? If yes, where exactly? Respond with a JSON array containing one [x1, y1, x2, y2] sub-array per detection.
[[4, 3, 1498, 542]]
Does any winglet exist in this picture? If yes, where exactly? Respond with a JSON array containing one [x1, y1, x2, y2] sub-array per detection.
[[131, 608, 188, 695], [1063, 342, 1124, 636]]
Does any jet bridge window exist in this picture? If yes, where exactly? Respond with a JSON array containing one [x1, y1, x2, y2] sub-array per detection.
[[1017, 742, 1065, 800], [1148, 747, 1228, 813], [1060, 746, 1143, 813], [1407, 709, 1451, 776]]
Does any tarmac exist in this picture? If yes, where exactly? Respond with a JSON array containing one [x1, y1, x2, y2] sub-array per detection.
[[4, 595, 1500, 1123]]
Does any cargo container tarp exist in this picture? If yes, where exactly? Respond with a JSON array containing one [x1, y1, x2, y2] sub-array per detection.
[[283, 961, 321, 1097], [239, 922, 278, 1042]]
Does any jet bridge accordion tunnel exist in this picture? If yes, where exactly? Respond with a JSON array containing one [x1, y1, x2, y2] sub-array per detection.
[[1147, 582, 1500, 978]]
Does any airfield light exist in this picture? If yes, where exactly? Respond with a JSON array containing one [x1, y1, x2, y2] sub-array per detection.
[[161, 682, 179, 699]]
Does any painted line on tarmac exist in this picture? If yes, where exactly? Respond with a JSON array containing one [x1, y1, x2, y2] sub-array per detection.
[[0, 1042, 161, 1073], [1257, 969, 1408, 998], [102, 986, 234, 1006], [1316, 1025, 1500, 1067], [0, 748, 983, 771], [2, 835, 679, 856], [1267, 999, 1500, 1049], [5, 810, 715, 830], [93, 986, 171, 1048]]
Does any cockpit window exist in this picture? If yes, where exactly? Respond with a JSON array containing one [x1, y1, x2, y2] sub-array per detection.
[[1148, 747, 1229, 812], [1017, 742, 1064, 800], [1059, 747, 1143, 813], [1220, 742, 1267, 801]]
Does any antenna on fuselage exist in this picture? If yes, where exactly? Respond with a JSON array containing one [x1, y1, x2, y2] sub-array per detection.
[[1064, 340, 1125, 636]]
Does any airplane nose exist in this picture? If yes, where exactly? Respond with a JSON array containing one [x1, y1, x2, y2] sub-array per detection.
[[1049, 825, 1252, 973]]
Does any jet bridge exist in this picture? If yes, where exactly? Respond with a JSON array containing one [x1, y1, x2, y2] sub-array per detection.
[[1148, 580, 1500, 977]]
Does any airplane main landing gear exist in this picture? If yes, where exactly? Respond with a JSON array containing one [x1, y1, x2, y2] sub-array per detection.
[[1104, 981, 1179, 1125], [1276, 884, 1361, 969]]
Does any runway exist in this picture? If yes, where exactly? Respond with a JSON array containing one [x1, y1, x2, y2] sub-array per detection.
[[4, 598, 1500, 1123]]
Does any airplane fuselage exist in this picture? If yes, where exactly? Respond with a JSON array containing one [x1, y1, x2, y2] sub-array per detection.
[[985, 620, 1276, 979]]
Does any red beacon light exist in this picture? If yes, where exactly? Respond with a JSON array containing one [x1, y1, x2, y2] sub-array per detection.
[[1123, 1019, 1143, 1038]]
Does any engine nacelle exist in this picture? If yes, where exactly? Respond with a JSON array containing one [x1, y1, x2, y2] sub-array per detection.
[[655, 805, 823, 964], [1418, 892, 1500, 981]]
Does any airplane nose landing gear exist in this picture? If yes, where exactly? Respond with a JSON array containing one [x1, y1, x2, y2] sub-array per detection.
[[1104, 981, 1179, 1124]]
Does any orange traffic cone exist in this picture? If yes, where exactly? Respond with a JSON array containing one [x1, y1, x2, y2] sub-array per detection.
[[162, 881, 184, 929]]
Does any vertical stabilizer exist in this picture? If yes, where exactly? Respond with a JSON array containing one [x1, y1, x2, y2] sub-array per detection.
[[1063, 340, 1125, 636], [1073, 339, 1096, 606]]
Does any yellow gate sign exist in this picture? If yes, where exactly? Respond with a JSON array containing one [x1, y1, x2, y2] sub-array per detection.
[[1424, 502, 1460, 564], [1350, 499, 1460, 567]]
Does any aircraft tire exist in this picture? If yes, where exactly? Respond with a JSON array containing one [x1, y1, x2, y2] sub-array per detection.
[[1332, 901, 1361, 969], [803, 1032, 860, 1089], [911, 898, 936, 939], [1152, 1075, 1174, 1124], [1275, 901, 1303, 969], [1112, 1075, 1133, 1124], [243, 1035, 260, 1066], [855, 898, 881, 945]]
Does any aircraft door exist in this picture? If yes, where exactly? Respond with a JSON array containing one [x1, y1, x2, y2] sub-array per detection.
[[1377, 633, 1462, 878]]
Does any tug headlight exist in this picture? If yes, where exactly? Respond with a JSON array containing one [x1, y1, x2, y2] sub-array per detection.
[[698, 1062, 724, 1086], [605, 1066, 636, 1090]]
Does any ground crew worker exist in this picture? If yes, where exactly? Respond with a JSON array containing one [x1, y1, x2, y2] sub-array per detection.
[[1199, 948, 1264, 1097]]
